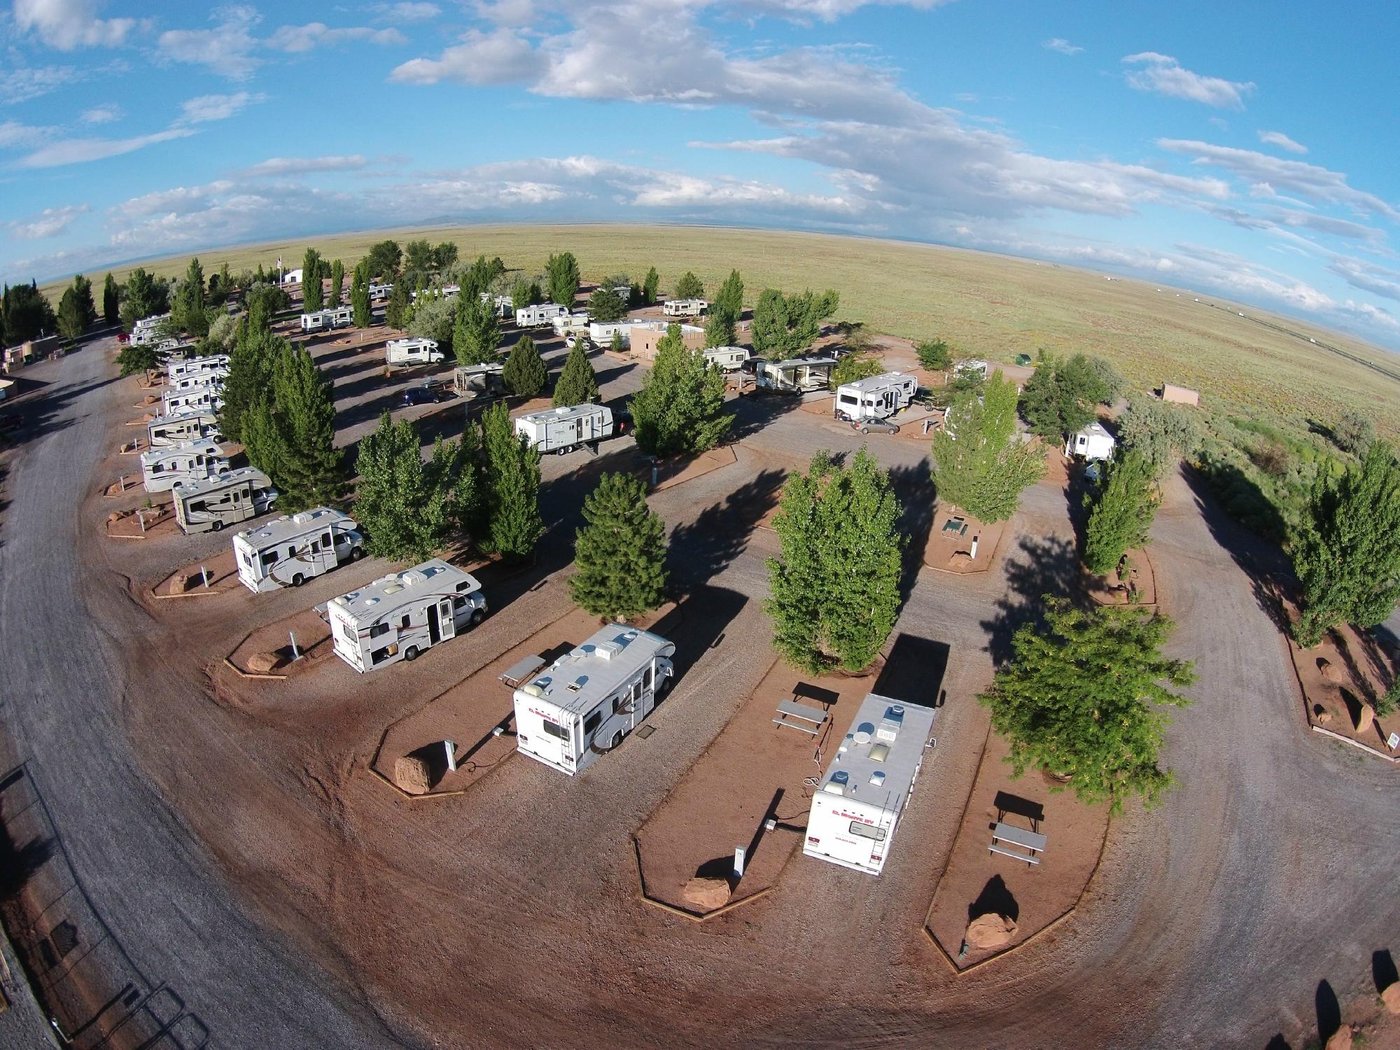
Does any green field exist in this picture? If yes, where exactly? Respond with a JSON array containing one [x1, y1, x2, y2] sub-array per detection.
[[50, 223, 1400, 435]]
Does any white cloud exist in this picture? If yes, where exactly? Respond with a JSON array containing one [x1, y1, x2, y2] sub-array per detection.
[[17, 128, 195, 169], [0, 120, 51, 149], [1329, 258, 1400, 302], [1043, 38, 1083, 56], [176, 91, 263, 124], [266, 23, 405, 52], [6, 204, 90, 239], [242, 155, 368, 176], [391, 28, 547, 85], [1257, 129, 1307, 154], [0, 64, 79, 104], [1338, 300, 1400, 333], [13, 0, 135, 49], [372, 2, 441, 22], [80, 103, 122, 124], [157, 6, 262, 80], [1122, 52, 1254, 109]]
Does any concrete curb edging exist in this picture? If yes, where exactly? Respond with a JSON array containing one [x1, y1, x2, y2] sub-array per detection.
[[631, 836, 779, 923], [1310, 724, 1398, 763]]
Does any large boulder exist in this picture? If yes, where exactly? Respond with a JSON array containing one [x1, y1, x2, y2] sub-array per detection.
[[1325, 1025, 1352, 1050], [965, 913, 1018, 950], [1354, 704, 1374, 733], [1381, 982, 1400, 1014], [394, 755, 432, 795], [246, 651, 284, 675], [682, 876, 731, 911]]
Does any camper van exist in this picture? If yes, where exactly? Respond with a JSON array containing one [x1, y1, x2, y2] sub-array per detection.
[[514, 404, 625, 455], [453, 362, 505, 400], [803, 693, 937, 876], [702, 346, 749, 372], [385, 338, 444, 367], [162, 384, 224, 415], [755, 357, 838, 393], [834, 372, 918, 426], [327, 560, 487, 673], [515, 303, 568, 328], [514, 626, 676, 775], [139, 440, 230, 494], [662, 299, 708, 317], [300, 306, 354, 333], [168, 355, 229, 380], [233, 508, 364, 592], [147, 409, 221, 448], [172, 468, 277, 534]]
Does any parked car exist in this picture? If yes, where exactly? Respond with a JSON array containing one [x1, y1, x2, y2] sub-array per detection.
[[402, 382, 451, 406]]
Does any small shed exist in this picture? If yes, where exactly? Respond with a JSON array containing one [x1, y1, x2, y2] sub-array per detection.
[[1161, 383, 1200, 406], [1065, 421, 1115, 462]]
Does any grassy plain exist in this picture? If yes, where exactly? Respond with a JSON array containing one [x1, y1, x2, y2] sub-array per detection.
[[53, 223, 1400, 435]]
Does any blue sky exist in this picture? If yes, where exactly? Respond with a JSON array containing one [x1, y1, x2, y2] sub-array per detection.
[[3, 0, 1400, 348]]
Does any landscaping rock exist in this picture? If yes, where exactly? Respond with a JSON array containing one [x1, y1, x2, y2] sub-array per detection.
[[107, 511, 123, 524], [1325, 1025, 1352, 1050], [1317, 657, 1341, 683], [682, 876, 731, 911], [1355, 704, 1374, 733], [1382, 982, 1400, 1013], [394, 756, 432, 795], [246, 651, 284, 675], [965, 913, 1017, 950], [1316, 710, 1333, 725], [948, 552, 975, 570]]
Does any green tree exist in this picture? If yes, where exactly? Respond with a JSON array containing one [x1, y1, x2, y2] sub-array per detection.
[[750, 288, 839, 360], [766, 450, 903, 673], [350, 260, 372, 328], [407, 293, 457, 350], [201, 312, 239, 355], [674, 271, 704, 299], [1291, 441, 1400, 647], [502, 334, 547, 397], [930, 370, 1046, 522], [476, 402, 544, 560], [1330, 410, 1376, 457], [219, 320, 278, 443], [327, 259, 345, 308], [116, 344, 159, 376], [1083, 447, 1160, 575], [979, 599, 1195, 814], [705, 269, 744, 347], [609, 331, 624, 354], [511, 277, 542, 310], [354, 412, 465, 561], [916, 339, 952, 372], [642, 266, 660, 306], [117, 268, 169, 332], [70, 274, 96, 327], [432, 242, 459, 272], [545, 251, 580, 308], [171, 257, 208, 336], [587, 286, 628, 323], [385, 279, 412, 330], [3, 281, 58, 343], [102, 272, 119, 325], [569, 472, 669, 621], [629, 324, 732, 457], [265, 345, 345, 510], [403, 239, 434, 279], [1019, 351, 1124, 439], [1117, 399, 1202, 478], [301, 248, 324, 312], [56, 287, 86, 343], [553, 341, 600, 406], [830, 352, 884, 388], [366, 240, 402, 280], [453, 293, 502, 366]]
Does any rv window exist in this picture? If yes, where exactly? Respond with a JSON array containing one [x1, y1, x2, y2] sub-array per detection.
[[542, 720, 569, 740], [452, 596, 467, 610], [838, 393, 858, 405], [286, 546, 296, 558], [371, 647, 390, 665], [263, 550, 279, 566], [644, 666, 653, 690], [848, 821, 887, 842], [399, 614, 411, 629], [310, 540, 321, 554], [368, 623, 388, 639], [188, 500, 206, 513], [322, 532, 332, 547], [583, 709, 603, 736], [337, 623, 356, 646]]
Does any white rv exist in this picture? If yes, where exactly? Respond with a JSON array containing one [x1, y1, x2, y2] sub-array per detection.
[[552, 312, 592, 337], [170, 368, 229, 391], [514, 404, 623, 455], [835, 372, 918, 424], [514, 626, 676, 775], [480, 292, 515, 318], [281, 268, 304, 286], [702, 346, 749, 372], [327, 560, 487, 673], [139, 440, 230, 494], [162, 384, 224, 415], [385, 338, 444, 367], [663, 299, 708, 317], [588, 321, 631, 347], [803, 694, 937, 876], [755, 357, 839, 393], [172, 468, 277, 535], [168, 355, 229, 380], [233, 508, 364, 593], [1065, 421, 1116, 462], [147, 409, 221, 448], [954, 359, 990, 381], [453, 362, 505, 399], [516, 303, 568, 328], [129, 314, 170, 345], [300, 306, 354, 333], [368, 282, 393, 300]]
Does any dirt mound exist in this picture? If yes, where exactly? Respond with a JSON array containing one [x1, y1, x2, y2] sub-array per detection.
[[965, 913, 1017, 950], [1382, 982, 1400, 1014], [682, 876, 731, 911], [246, 651, 284, 675], [394, 756, 432, 795], [948, 551, 975, 570]]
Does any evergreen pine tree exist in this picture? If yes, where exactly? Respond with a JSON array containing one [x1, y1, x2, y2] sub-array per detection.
[[642, 266, 660, 306], [704, 269, 743, 347], [328, 259, 345, 308], [350, 260, 372, 328], [569, 472, 669, 621], [102, 273, 119, 325], [385, 279, 411, 330], [477, 402, 544, 560], [629, 325, 732, 457], [1083, 447, 1160, 575], [674, 271, 704, 299], [354, 412, 462, 560], [553, 342, 600, 406], [268, 346, 344, 510], [56, 286, 86, 343], [219, 317, 277, 443], [173, 257, 208, 336], [301, 248, 324, 312], [502, 334, 547, 397], [545, 252, 580, 308], [453, 293, 502, 366]]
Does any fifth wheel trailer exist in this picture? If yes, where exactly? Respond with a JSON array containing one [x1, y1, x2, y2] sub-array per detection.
[[516, 303, 568, 328], [168, 355, 230, 380], [755, 357, 839, 393], [803, 693, 937, 875], [834, 372, 918, 423], [139, 440, 230, 493], [514, 404, 624, 455], [328, 559, 487, 673], [172, 467, 277, 534], [162, 384, 224, 415], [513, 626, 676, 775], [233, 508, 364, 592]]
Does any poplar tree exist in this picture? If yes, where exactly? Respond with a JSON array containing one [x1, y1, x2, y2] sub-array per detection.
[[173, 257, 208, 336], [57, 286, 86, 343], [930, 371, 1045, 522], [545, 251, 580, 308], [642, 267, 660, 306], [476, 402, 544, 560], [328, 258, 345, 308], [301, 248, 324, 312], [553, 341, 600, 406], [705, 269, 743, 347], [629, 324, 731, 457], [385, 279, 411, 330], [350, 260, 372, 328], [453, 293, 502, 366], [102, 272, 119, 325], [570, 472, 669, 621], [1083, 447, 1160, 575], [502, 334, 547, 397]]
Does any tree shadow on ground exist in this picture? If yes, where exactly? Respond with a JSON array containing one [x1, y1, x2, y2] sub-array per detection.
[[666, 469, 787, 590], [1374, 949, 1398, 994], [728, 391, 803, 441], [0, 786, 54, 899], [967, 874, 1018, 923], [1315, 979, 1340, 1044], [649, 585, 749, 680], [980, 534, 1084, 668], [887, 461, 936, 608]]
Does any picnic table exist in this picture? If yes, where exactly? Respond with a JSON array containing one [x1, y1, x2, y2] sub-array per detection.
[[772, 699, 827, 736], [499, 653, 546, 689], [988, 821, 1047, 865]]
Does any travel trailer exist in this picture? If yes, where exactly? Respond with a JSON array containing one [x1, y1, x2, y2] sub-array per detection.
[[514, 404, 626, 455], [172, 468, 277, 535], [480, 292, 515, 318], [139, 440, 230, 493], [411, 284, 460, 301], [368, 282, 393, 300], [803, 693, 938, 875], [513, 626, 676, 775], [453, 362, 505, 399], [327, 560, 487, 673], [385, 338, 444, 366], [1065, 421, 1116, 462], [834, 372, 918, 425], [516, 303, 569, 328], [662, 299, 708, 317], [755, 357, 839, 393], [170, 368, 229, 391], [162, 384, 224, 415], [300, 306, 354, 333], [702, 346, 749, 372], [168, 355, 229, 380], [588, 321, 631, 347], [552, 312, 592, 337], [129, 314, 170, 345], [147, 409, 221, 448], [233, 508, 364, 593]]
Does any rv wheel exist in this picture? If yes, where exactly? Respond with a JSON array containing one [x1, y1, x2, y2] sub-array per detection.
[[211, 520, 223, 532], [559, 445, 574, 455], [403, 645, 419, 662], [470, 608, 485, 626], [350, 546, 364, 561], [291, 573, 305, 587], [609, 730, 623, 750]]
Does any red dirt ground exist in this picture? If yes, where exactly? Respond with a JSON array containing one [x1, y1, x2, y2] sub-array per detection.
[[1289, 619, 1399, 758], [151, 548, 240, 598], [222, 606, 334, 679], [925, 506, 1009, 574], [1086, 547, 1158, 607]]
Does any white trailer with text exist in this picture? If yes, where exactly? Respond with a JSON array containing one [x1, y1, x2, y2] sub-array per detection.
[[803, 694, 937, 875], [300, 306, 353, 332], [834, 371, 918, 430], [328, 559, 487, 673], [514, 626, 676, 775], [703, 346, 749, 372], [140, 440, 230, 493], [233, 507, 364, 592], [514, 403, 623, 455], [663, 299, 707, 317], [172, 468, 277, 534], [515, 303, 568, 328]]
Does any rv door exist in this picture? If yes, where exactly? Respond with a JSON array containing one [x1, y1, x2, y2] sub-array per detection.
[[437, 598, 455, 642]]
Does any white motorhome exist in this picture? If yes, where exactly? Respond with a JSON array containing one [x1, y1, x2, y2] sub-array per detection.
[[514, 626, 676, 775], [588, 321, 631, 347], [162, 384, 224, 415], [803, 694, 938, 876], [139, 440, 230, 493], [129, 314, 170, 345], [835, 372, 918, 423], [755, 357, 839, 393], [552, 312, 592, 337], [514, 404, 624, 455], [172, 468, 277, 535], [147, 409, 221, 448], [955, 359, 989, 381], [385, 338, 444, 366], [300, 306, 354, 333], [1065, 421, 1116, 462], [233, 508, 365, 593], [368, 282, 393, 300], [453, 362, 505, 399], [327, 560, 487, 673], [170, 368, 229, 391], [702, 346, 749, 372], [663, 299, 708, 317], [516, 303, 568, 328], [168, 355, 229, 380]]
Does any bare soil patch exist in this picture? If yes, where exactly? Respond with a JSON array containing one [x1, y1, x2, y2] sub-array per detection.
[[1288, 618, 1399, 760], [151, 549, 240, 598], [925, 506, 1009, 574], [224, 606, 334, 680], [925, 731, 1109, 971], [104, 503, 177, 540], [1085, 547, 1157, 607]]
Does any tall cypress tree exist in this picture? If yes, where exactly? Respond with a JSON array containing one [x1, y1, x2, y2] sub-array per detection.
[[301, 248, 324, 312], [268, 346, 344, 510], [1083, 447, 1160, 575], [552, 342, 599, 406], [502, 334, 547, 397], [328, 258, 345, 308], [453, 293, 502, 365], [102, 273, 119, 325], [545, 251, 580, 308], [384, 279, 411, 330], [642, 266, 660, 306], [570, 472, 669, 621], [705, 269, 743, 348], [477, 402, 543, 560], [350, 260, 372, 328]]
